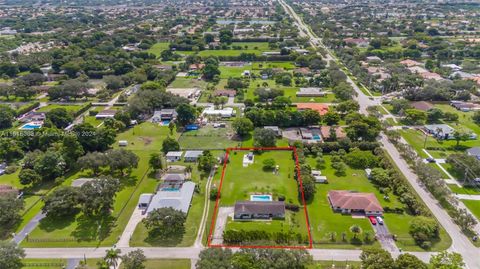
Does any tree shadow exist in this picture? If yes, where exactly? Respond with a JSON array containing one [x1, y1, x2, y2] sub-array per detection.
[[38, 213, 77, 232], [71, 214, 115, 242], [144, 231, 185, 247]]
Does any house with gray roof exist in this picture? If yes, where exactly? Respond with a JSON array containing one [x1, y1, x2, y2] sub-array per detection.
[[145, 181, 196, 214], [234, 201, 285, 220], [166, 151, 183, 162], [424, 124, 455, 139], [184, 151, 203, 162], [467, 147, 480, 160]]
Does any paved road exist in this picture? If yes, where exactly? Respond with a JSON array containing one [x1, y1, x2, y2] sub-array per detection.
[[278, 0, 480, 268], [12, 212, 46, 244]]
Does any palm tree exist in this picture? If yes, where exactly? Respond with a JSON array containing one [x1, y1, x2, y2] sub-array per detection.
[[350, 225, 363, 239], [104, 248, 121, 269]]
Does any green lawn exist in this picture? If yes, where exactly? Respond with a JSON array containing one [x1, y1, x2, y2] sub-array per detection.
[[198, 42, 276, 57], [120, 259, 190, 269], [178, 124, 242, 149], [21, 123, 174, 247], [169, 77, 207, 89], [37, 104, 85, 114], [252, 61, 296, 70], [147, 42, 170, 57], [218, 150, 300, 206], [448, 184, 480, 195], [461, 200, 480, 221], [219, 66, 252, 79]]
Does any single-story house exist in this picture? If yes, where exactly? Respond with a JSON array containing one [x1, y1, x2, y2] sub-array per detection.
[[466, 147, 480, 160], [19, 111, 46, 123], [184, 151, 203, 162], [400, 59, 421, 67], [189, 63, 205, 71], [234, 201, 285, 220], [202, 106, 235, 118], [343, 38, 369, 48], [261, 51, 281, 56], [166, 151, 183, 162], [296, 103, 329, 116], [320, 126, 346, 141], [328, 190, 383, 216], [264, 126, 282, 137], [152, 109, 177, 122], [71, 178, 95, 187], [95, 109, 117, 119], [424, 124, 455, 139], [296, 87, 326, 97], [450, 101, 480, 112], [145, 181, 196, 214]]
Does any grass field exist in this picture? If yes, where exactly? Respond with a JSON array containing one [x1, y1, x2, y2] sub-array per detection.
[[218, 150, 300, 206], [178, 124, 241, 149], [147, 42, 170, 57], [461, 200, 480, 221], [169, 77, 207, 89], [198, 42, 276, 57], [37, 104, 85, 115], [21, 123, 174, 247]]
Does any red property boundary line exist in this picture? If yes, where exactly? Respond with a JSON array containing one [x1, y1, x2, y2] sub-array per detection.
[[207, 146, 313, 249]]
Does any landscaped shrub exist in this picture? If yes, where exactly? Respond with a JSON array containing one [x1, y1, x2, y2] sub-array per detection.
[[223, 229, 306, 245], [285, 203, 300, 212]]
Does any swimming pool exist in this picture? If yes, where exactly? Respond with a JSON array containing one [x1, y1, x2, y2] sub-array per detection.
[[19, 123, 42, 130], [161, 187, 179, 192], [312, 134, 321, 140], [250, 194, 272, 202]]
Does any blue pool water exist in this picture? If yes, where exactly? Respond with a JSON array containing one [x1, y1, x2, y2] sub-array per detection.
[[20, 124, 41, 130], [161, 187, 179, 192], [312, 134, 321, 140], [250, 195, 272, 202]]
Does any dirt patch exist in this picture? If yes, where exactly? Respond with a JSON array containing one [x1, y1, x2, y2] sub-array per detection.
[[139, 136, 153, 145]]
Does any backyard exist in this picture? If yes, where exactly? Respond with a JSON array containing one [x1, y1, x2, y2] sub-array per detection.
[[20, 123, 174, 247], [210, 149, 310, 247]]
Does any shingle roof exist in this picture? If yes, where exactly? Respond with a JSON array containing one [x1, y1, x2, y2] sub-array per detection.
[[234, 201, 285, 215], [328, 190, 383, 212]]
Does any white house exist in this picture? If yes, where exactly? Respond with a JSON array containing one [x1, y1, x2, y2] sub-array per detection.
[[166, 151, 183, 162]]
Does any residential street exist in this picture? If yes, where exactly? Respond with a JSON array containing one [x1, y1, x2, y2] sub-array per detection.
[[278, 0, 480, 267]]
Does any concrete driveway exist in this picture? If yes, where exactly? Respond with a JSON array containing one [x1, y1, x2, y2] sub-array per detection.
[[210, 207, 233, 245]]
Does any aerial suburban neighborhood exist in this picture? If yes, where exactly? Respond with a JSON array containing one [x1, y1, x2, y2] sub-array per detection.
[[0, 0, 479, 268]]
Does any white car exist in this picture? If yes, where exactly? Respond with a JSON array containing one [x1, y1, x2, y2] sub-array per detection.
[[376, 216, 384, 225]]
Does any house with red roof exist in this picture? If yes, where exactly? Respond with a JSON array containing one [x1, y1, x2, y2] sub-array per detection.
[[328, 190, 383, 216], [296, 103, 329, 116]]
